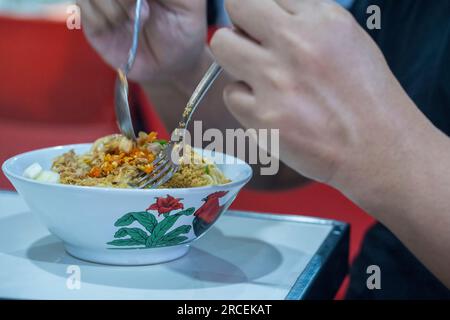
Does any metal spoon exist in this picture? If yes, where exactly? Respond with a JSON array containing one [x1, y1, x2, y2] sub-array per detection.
[[114, 0, 143, 141]]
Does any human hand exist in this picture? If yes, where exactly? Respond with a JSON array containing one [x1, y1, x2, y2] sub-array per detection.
[[77, 0, 208, 85], [210, 0, 431, 194]]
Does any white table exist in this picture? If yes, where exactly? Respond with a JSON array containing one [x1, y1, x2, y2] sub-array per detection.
[[0, 190, 348, 300]]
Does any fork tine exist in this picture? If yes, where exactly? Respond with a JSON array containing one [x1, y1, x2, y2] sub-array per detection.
[[129, 142, 180, 189], [151, 153, 167, 166], [152, 157, 170, 172], [133, 157, 169, 185], [149, 166, 177, 189], [139, 163, 173, 189], [134, 171, 147, 179]]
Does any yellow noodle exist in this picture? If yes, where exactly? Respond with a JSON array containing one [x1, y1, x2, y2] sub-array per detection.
[[52, 133, 230, 189]]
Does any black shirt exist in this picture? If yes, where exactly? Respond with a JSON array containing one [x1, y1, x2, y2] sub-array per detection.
[[347, 0, 450, 299]]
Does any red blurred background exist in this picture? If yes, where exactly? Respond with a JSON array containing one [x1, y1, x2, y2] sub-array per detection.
[[0, 15, 375, 298]]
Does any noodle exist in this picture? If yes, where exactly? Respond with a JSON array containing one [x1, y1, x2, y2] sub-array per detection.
[[51, 132, 230, 189]]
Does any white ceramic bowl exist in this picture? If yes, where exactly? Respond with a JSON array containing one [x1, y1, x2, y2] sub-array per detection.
[[2, 144, 252, 265]]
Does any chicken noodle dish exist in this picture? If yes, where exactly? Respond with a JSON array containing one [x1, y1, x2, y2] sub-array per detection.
[[23, 132, 230, 188]]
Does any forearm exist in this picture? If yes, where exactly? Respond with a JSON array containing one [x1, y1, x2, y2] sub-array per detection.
[[340, 115, 450, 288]]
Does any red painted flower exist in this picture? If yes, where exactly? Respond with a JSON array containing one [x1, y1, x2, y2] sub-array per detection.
[[147, 195, 184, 215]]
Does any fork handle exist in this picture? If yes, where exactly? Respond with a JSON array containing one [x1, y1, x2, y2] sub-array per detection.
[[179, 62, 223, 129]]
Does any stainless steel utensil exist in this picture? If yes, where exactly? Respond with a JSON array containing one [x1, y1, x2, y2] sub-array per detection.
[[131, 62, 223, 188], [114, 0, 143, 141]]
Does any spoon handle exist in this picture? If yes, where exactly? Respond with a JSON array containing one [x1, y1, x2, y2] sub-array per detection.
[[125, 0, 144, 74]]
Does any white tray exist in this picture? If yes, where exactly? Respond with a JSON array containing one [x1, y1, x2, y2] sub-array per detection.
[[0, 191, 348, 300]]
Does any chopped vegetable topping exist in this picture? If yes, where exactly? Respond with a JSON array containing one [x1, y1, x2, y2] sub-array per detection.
[[156, 139, 168, 145]]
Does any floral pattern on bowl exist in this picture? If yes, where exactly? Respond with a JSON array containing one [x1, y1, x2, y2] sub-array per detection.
[[108, 192, 230, 249]]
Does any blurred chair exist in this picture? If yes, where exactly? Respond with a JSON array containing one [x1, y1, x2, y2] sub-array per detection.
[[0, 16, 115, 188]]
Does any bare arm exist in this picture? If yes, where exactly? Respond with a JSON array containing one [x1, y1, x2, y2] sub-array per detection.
[[209, 0, 450, 287], [342, 122, 450, 287]]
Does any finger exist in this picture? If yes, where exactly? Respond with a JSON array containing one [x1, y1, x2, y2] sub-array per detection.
[[274, 0, 332, 17], [224, 82, 260, 128], [225, 0, 289, 44], [90, 0, 130, 27], [223, 81, 256, 117], [210, 28, 268, 83], [272, 0, 304, 14]]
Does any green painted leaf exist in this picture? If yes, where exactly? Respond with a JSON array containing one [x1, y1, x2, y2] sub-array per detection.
[[132, 212, 158, 233], [145, 237, 153, 247], [114, 228, 129, 238], [114, 228, 148, 244], [107, 239, 143, 247], [159, 225, 191, 243], [114, 211, 158, 233], [146, 214, 182, 247], [114, 213, 135, 227], [177, 207, 195, 216], [153, 215, 180, 238], [157, 236, 189, 247]]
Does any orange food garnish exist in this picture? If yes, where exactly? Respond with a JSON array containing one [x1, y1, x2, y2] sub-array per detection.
[[101, 162, 114, 175], [143, 164, 154, 174], [89, 166, 102, 178], [92, 133, 159, 178], [147, 131, 158, 143]]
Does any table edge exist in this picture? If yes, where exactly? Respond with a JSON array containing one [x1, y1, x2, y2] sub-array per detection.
[[225, 210, 350, 300]]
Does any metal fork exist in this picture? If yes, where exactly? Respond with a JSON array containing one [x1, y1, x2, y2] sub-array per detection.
[[130, 62, 223, 189], [114, 0, 144, 141]]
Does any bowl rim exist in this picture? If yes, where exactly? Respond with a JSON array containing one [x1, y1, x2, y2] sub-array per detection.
[[2, 143, 253, 194]]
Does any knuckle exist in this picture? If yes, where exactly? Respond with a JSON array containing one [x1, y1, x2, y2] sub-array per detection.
[[223, 84, 242, 109], [257, 109, 281, 125], [263, 67, 291, 92], [303, 43, 327, 68], [223, 84, 235, 104], [276, 24, 299, 49], [323, 2, 355, 29]]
